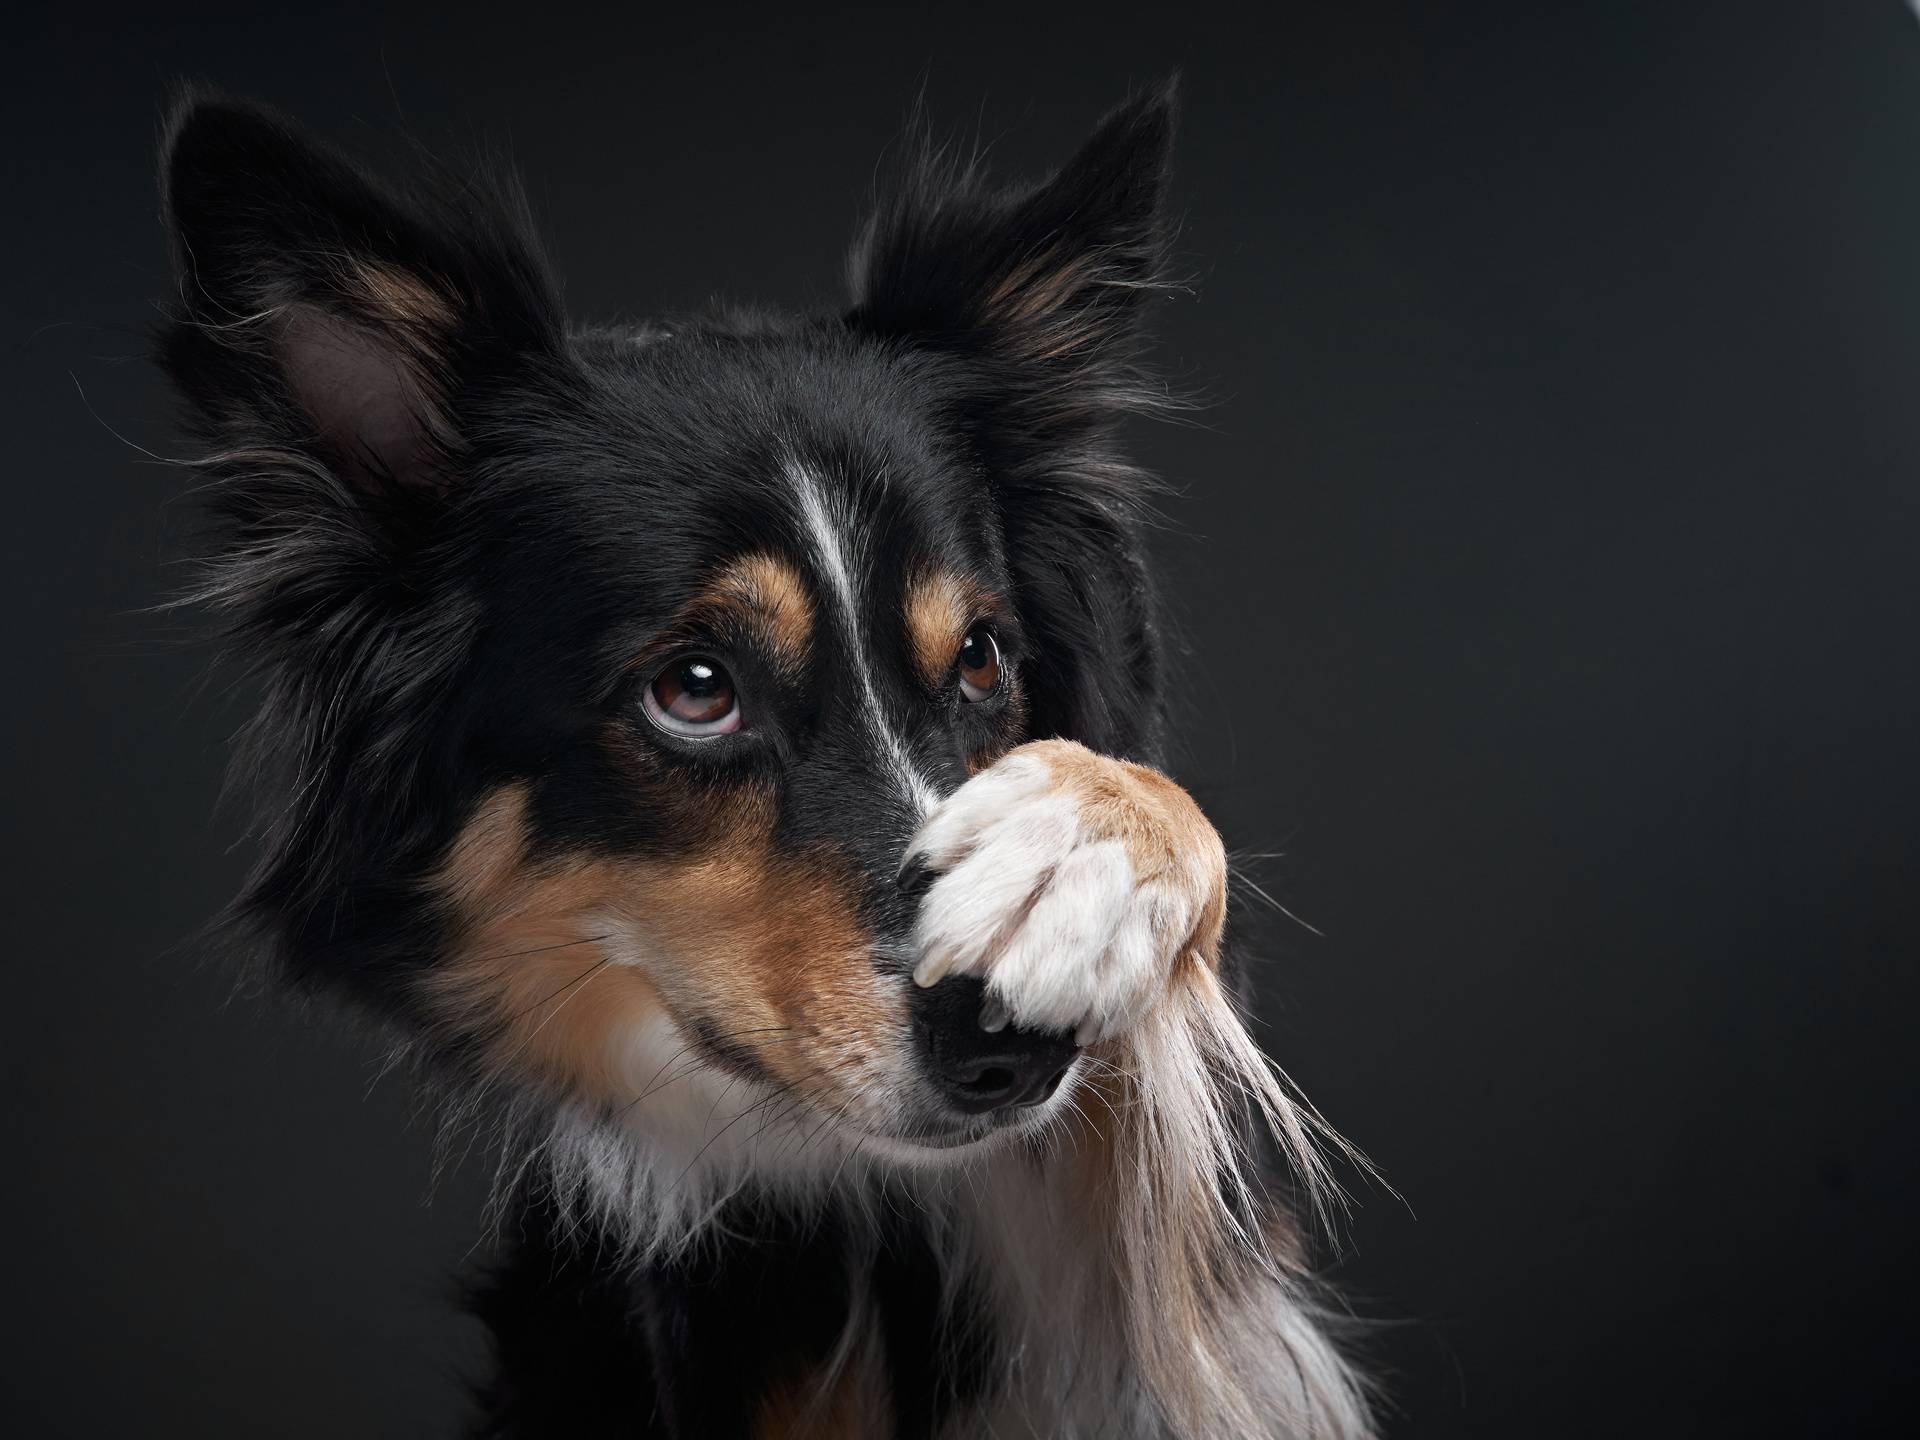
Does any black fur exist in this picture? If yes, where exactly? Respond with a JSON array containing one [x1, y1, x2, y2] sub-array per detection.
[[470, 1184, 995, 1439]]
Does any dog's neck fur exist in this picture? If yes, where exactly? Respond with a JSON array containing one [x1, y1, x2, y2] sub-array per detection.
[[468, 977, 1374, 1439]]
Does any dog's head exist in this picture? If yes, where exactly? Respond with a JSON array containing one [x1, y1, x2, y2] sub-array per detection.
[[159, 88, 1176, 1164]]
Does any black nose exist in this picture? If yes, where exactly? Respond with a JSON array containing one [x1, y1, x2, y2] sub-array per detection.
[[914, 976, 1079, 1115]]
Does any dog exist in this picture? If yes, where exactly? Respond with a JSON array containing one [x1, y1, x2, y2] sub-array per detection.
[[154, 81, 1375, 1439]]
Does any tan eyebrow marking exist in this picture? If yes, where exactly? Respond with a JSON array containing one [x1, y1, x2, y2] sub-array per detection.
[[683, 552, 815, 679], [903, 568, 998, 691]]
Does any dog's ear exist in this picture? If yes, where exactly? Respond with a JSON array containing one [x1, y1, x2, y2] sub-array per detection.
[[154, 98, 571, 940], [160, 93, 563, 498], [849, 86, 1181, 760], [847, 84, 1176, 407]]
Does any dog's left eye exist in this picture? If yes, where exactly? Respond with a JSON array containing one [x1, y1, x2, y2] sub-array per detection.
[[643, 656, 741, 738], [957, 629, 1002, 702]]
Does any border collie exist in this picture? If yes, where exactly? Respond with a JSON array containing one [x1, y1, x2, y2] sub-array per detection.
[[154, 81, 1376, 1438]]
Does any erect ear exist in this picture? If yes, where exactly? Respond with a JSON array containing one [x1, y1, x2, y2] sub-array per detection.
[[160, 92, 563, 497], [847, 83, 1176, 392]]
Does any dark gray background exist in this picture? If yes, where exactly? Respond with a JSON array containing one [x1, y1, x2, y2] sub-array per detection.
[[7, 1, 1918, 1433]]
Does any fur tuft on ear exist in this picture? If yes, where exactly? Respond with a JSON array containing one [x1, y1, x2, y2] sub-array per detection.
[[160, 90, 563, 496], [847, 81, 1179, 404], [153, 92, 568, 1002]]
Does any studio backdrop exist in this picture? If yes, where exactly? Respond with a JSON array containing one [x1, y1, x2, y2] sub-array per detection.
[[6, 2, 1918, 1434]]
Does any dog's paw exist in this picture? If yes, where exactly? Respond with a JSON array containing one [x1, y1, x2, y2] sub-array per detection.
[[906, 740, 1226, 1045]]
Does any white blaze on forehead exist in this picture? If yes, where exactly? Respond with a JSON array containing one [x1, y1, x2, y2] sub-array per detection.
[[787, 460, 940, 819]]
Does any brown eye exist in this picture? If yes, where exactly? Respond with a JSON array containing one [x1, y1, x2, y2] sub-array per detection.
[[957, 629, 1001, 702], [643, 656, 741, 738]]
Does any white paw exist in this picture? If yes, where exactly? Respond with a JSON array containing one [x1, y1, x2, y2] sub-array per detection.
[[907, 741, 1226, 1046]]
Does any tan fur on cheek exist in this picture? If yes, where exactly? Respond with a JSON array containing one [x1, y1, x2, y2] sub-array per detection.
[[1027, 739, 1229, 968], [426, 783, 893, 1109], [427, 786, 667, 1101], [631, 848, 888, 1099]]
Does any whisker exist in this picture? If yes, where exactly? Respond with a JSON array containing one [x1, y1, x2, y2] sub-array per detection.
[[603, 1024, 806, 1121], [667, 1085, 804, 1193], [474, 932, 616, 969], [1226, 863, 1324, 938], [506, 959, 616, 1057], [501, 951, 615, 1027]]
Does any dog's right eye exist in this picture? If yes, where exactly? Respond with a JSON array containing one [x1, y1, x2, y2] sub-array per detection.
[[642, 656, 741, 738], [957, 629, 1002, 702]]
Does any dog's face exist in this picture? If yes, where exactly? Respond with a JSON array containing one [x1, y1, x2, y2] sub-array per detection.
[[160, 92, 1175, 1158], [419, 343, 1040, 1153]]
